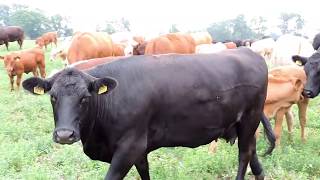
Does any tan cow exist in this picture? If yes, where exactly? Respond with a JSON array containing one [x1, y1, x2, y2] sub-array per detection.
[[264, 65, 308, 145], [67, 32, 114, 64], [209, 65, 308, 152]]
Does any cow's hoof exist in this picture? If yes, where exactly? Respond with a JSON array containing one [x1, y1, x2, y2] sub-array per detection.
[[255, 171, 265, 180]]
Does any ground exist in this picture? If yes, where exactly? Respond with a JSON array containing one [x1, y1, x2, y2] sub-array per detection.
[[0, 41, 320, 179]]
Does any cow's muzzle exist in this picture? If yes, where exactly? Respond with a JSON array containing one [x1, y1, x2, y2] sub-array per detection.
[[302, 89, 314, 98], [53, 128, 79, 144]]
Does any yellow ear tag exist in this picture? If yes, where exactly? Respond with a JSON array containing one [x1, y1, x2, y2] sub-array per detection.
[[33, 86, 44, 95], [98, 85, 108, 94], [295, 60, 302, 66]]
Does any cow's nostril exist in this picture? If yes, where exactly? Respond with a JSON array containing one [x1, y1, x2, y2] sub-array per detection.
[[56, 129, 74, 139]]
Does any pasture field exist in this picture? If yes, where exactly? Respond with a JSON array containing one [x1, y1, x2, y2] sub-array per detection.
[[1, 41, 320, 180]]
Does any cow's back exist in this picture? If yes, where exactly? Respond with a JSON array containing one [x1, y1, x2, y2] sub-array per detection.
[[4, 26, 24, 41], [145, 33, 195, 55], [67, 32, 114, 64]]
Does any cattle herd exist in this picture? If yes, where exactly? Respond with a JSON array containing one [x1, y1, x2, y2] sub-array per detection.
[[1, 24, 320, 180]]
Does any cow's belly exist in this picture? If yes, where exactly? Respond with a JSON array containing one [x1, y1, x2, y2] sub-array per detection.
[[147, 86, 262, 149]]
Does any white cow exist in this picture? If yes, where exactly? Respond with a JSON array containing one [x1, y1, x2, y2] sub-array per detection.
[[195, 43, 227, 54], [250, 38, 275, 60], [271, 34, 314, 66]]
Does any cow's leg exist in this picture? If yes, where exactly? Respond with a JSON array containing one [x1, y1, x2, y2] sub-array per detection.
[[285, 109, 294, 142], [32, 69, 39, 77], [135, 154, 150, 180], [5, 41, 9, 51], [9, 75, 14, 91], [236, 113, 262, 180], [18, 40, 23, 49], [298, 99, 309, 143], [38, 65, 46, 78], [105, 136, 147, 180], [249, 138, 264, 180], [274, 109, 286, 146], [16, 74, 22, 90]]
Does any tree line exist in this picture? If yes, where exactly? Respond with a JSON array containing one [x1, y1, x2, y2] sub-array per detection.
[[0, 4, 73, 39], [0, 4, 307, 41]]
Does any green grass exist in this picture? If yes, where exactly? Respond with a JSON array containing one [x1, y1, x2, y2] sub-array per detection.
[[1, 41, 320, 179]]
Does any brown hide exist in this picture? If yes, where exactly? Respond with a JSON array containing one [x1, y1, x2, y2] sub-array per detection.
[[67, 32, 114, 64], [144, 33, 196, 55], [0, 47, 46, 91], [36, 31, 58, 49]]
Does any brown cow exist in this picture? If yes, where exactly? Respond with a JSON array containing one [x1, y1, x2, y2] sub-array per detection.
[[144, 33, 196, 55], [35, 31, 58, 49], [0, 26, 24, 50], [67, 32, 114, 64], [264, 65, 308, 145], [133, 41, 147, 55], [209, 65, 308, 152], [224, 42, 237, 49], [0, 47, 46, 91], [190, 32, 212, 45]]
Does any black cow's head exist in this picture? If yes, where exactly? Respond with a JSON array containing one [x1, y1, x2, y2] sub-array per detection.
[[22, 68, 117, 144], [292, 52, 320, 98]]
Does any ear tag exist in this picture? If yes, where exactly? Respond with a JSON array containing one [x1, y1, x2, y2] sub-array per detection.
[[98, 85, 108, 94], [295, 60, 302, 66], [33, 86, 44, 95]]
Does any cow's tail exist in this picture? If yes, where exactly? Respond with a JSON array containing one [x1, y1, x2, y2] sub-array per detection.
[[260, 113, 276, 156]]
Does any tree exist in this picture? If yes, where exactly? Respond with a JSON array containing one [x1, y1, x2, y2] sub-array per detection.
[[278, 13, 305, 35], [0, 5, 10, 26], [251, 16, 268, 39], [231, 14, 256, 40], [207, 21, 233, 42], [8, 9, 51, 39], [169, 24, 180, 33], [120, 17, 130, 32], [49, 14, 73, 37], [207, 14, 256, 42]]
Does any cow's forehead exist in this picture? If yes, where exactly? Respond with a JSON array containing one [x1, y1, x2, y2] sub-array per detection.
[[50, 69, 90, 96], [309, 52, 320, 62]]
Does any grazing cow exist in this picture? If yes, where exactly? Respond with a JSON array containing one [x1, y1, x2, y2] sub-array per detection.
[[195, 43, 227, 54], [0, 26, 24, 50], [190, 32, 213, 45], [35, 31, 58, 49], [250, 38, 275, 60], [271, 34, 314, 66], [133, 41, 147, 55], [264, 65, 308, 145], [292, 51, 320, 98], [67, 32, 114, 64], [23, 48, 275, 180], [312, 33, 320, 50], [224, 42, 237, 49], [0, 47, 45, 91], [144, 33, 196, 55]]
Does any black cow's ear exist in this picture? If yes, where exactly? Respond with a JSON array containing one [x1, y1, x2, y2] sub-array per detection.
[[292, 55, 308, 66], [89, 77, 118, 95], [22, 77, 52, 95]]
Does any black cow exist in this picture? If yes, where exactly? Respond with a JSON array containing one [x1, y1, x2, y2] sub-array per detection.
[[23, 48, 275, 180], [0, 26, 24, 50], [312, 33, 320, 51], [292, 51, 320, 98]]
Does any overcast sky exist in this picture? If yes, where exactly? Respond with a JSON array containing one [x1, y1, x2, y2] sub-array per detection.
[[2, 0, 320, 38]]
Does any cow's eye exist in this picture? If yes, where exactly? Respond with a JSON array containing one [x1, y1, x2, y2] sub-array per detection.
[[51, 96, 57, 102]]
